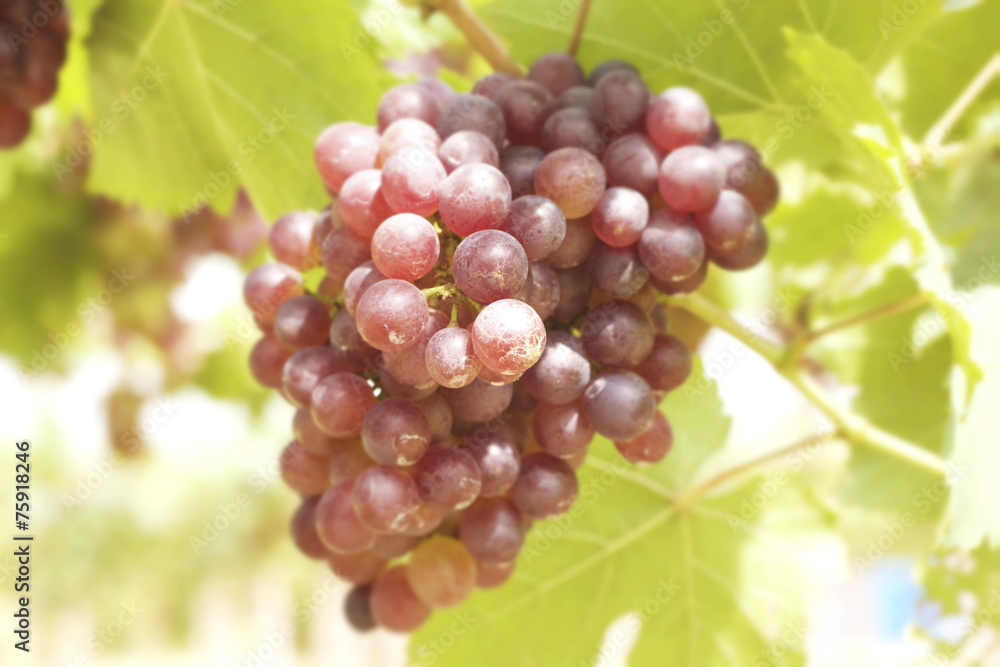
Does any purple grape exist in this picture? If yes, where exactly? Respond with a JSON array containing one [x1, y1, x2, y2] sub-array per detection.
[[514, 260, 561, 320], [707, 218, 769, 270], [380, 147, 447, 217], [635, 334, 692, 393], [528, 52, 585, 97], [282, 346, 347, 408], [493, 80, 554, 146], [522, 330, 590, 405], [500, 195, 567, 262], [355, 279, 429, 352], [460, 432, 520, 497], [438, 164, 513, 237], [580, 299, 655, 368], [425, 327, 482, 389], [353, 466, 422, 534], [344, 261, 386, 317], [438, 130, 500, 174], [244, 263, 303, 330], [472, 72, 516, 100], [314, 122, 379, 193], [311, 372, 378, 438], [534, 147, 606, 219], [646, 87, 712, 151], [588, 242, 648, 298], [693, 189, 758, 250], [541, 107, 605, 156], [249, 335, 293, 389], [471, 299, 546, 375], [547, 215, 599, 269], [378, 118, 441, 165], [316, 479, 376, 554], [437, 93, 506, 148], [602, 134, 664, 197], [452, 230, 528, 303], [370, 213, 441, 282], [615, 411, 673, 464], [591, 186, 650, 247], [582, 371, 656, 441], [361, 397, 431, 466], [273, 295, 332, 350], [551, 264, 592, 323], [377, 83, 441, 132], [412, 445, 483, 511], [440, 379, 513, 423], [638, 208, 706, 281], [587, 59, 638, 86], [269, 211, 319, 271], [338, 168, 394, 239], [329, 309, 380, 375], [533, 400, 595, 458], [499, 145, 545, 199], [591, 70, 649, 133], [509, 452, 578, 519], [459, 497, 525, 566], [382, 308, 449, 387], [658, 145, 725, 213]]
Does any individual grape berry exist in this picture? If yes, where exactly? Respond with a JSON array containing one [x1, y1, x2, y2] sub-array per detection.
[[321, 226, 372, 284], [417, 393, 453, 441], [534, 147, 606, 219], [477, 366, 523, 386], [425, 327, 482, 389], [370, 213, 441, 282], [581, 299, 655, 368], [331, 550, 388, 585], [587, 59, 639, 86], [316, 479, 377, 554], [344, 584, 377, 632], [591, 186, 650, 247], [547, 215, 599, 269], [406, 535, 478, 608], [707, 217, 768, 270], [413, 444, 483, 511], [244, 263, 303, 330], [713, 139, 764, 191], [291, 497, 330, 559], [380, 147, 447, 217], [549, 86, 594, 113], [532, 400, 595, 458], [382, 308, 449, 387], [416, 77, 456, 106], [399, 502, 447, 537], [583, 371, 656, 441], [371, 534, 421, 560], [377, 82, 441, 132], [370, 566, 431, 633], [528, 52, 585, 97], [440, 379, 513, 423], [471, 299, 546, 375], [343, 261, 386, 317], [509, 452, 579, 519], [636, 334, 693, 394], [551, 264, 593, 323], [514, 261, 561, 320], [591, 69, 649, 132], [501, 195, 567, 262], [282, 346, 346, 408], [693, 189, 758, 250], [638, 208, 706, 281], [314, 122, 379, 193], [452, 230, 529, 303], [269, 211, 319, 271], [499, 145, 545, 199], [310, 372, 377, 438], [460, 432, 520, 497], [280, 441, 332, 496], [742, 167, 779, 217], [522, 330, 590, 405], [378, 118, 441, 165], [338, 169, 394, 239], [473, 72, 516, 100], [355, 279, 429, 352], [329, 438, 376, 485], [438, 163, 512, 237], [477, 562, 515, 589], [273, 295, 331, 350], [602, 134, 664, 197], [657, 145, 725, 212], [352, 466, 422, 534], [361, 397, 431, 466], [293, 408, 343, 456], [459, 497, 526, 566], [493, 80, 554, 146], [249, 335, 293, 389], [649, 258, 708, 295], [615, 411, 673, 464], [438, 130, 500, 174], [646, 87, 712, 151], [328, 309, 380, 374], [379, 364, 439, 401], [437, 93, 506, 148], [541, 107, 605, 156], [588, 242, 648, 298]]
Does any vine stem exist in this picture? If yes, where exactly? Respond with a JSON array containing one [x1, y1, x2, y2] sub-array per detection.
[[805, 292, 930, 342], [431, 0, 525, 76], [567, 0, 592, 56], [664, 292, 948, 478], [675, 431, 838, 510]]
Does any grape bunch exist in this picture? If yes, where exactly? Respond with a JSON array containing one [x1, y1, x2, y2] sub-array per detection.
[[245, 52, 778, 634], [0, 0, 68, 148]]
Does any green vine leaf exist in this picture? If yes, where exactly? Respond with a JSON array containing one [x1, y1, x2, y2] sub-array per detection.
[[82, 0, 388, 220]]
